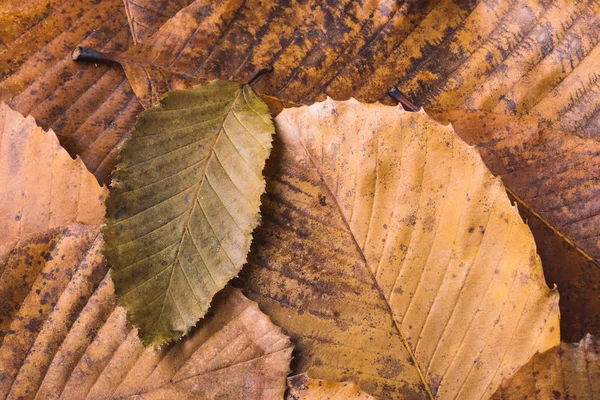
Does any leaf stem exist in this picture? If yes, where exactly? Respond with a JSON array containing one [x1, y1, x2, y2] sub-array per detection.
[[388, 86, 420, 112], [71, 46, 119, 64], [247, 66, 274, 87]]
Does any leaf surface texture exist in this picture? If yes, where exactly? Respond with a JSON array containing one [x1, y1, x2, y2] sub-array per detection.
[[0, 0, 142, 184], [0, 103, 106, 253], [286, 374, 375, 400], [242, 99, 560, 399], [104, 80, 274, 346], [491, 335, 600, 399]]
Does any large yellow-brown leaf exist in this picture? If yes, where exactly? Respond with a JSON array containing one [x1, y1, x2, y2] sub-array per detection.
[[103, 80, 274, 347], [491, 335, 599, 399], [431, 110, 600, 340], [241, 99, 559, 399], [79, 0, 600, 139], [286, 374, 375, 400], [0, 226, 292, 399], [0, 103, 106, 253], [0, 0, 142, 184]]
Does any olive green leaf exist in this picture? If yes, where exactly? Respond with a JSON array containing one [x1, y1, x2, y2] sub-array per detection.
[[103, 80, 274, 347]]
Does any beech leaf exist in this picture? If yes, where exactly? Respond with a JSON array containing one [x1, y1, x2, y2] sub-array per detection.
[[103, 80, 275, 347], [491, 335, 600, 399], [0, 0, 141, 184], [0, 229, 292, 399], [0, 107, 291, 399], [0, 102, 106, 253], [431, 110, 600, 340], [286, 374, 375, 400], [242, 99, 560, 399]]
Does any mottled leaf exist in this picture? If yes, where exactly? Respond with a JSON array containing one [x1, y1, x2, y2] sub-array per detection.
[[491, 335, 599, 399], [78, 0, 600, 140], [0, 103, 106, 253], [103, 80, 274, 347], [0, 0, 141, 184], [123, 0, 194, 44], [0, 227, 292, 399], [241, 99, 559, 399], [0, 106, 290, 399], [286, 374, 375, 400], [431, 110, 600, 340]]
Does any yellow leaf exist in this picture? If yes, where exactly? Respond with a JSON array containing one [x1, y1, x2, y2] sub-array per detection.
[[242, 99, 560, 399], [103, 80, 275, 347]]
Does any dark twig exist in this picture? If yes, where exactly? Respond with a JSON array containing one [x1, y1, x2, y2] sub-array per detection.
[[71, 46, 119, 64], [387, 86, 420, 112], [247, 66, 274, 87]]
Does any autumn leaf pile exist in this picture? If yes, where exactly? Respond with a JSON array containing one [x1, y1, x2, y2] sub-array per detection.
[[1, 0, 600, 399]]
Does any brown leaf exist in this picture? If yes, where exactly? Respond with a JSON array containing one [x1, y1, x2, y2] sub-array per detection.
[[491, 335, 600, 399], [0, 103, 106, 253], [0, 107, 292, 399], [0, 227, 292, 399], [80, 0, 600, 141], [123, 0, 194, 44], [431, 110, 600, 339], [242, 99, 559, 399], [286, 374, 375, 400], [0, 0, 142, 184]]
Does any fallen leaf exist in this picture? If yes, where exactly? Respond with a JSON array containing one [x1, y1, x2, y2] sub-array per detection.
[[123, 0, 194, 44], [103, 80, 275, 347], [0, 102, 106, 253], [0, 228, 292, 399], [241, 99, 560, 399], [430, 110, 600, 340], [510, 200, 600, 343], [76, 0, 600, 140], [0, 0, 142, 184], [286, 373, 375, 400], [71, 0, 436, 108], [0, 106, 291, 399], [491, 335, 599, 399]]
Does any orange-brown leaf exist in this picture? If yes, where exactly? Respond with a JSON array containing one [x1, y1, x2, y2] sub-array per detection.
[[0, 0, 141, 184], [491, 335, 600, 399], [431, 110, 600, 340], [0, 225, 292, 399], [0, 103, 106, 253], [87, 0, 600, 142], [242, 99, 559, 399], [286, 374, 375, 400]]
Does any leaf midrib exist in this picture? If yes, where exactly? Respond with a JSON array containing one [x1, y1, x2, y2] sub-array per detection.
[[287, 116, 436, 399], [153, 88, 244, 330]]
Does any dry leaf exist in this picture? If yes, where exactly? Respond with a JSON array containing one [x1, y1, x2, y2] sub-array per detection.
[[103, 80, 274, 347], [0, 102, 106, 253], [0, 0, 142, 184], [76, 0, 600, 139], [123, 0, 194, 44], [286, 374, 375, 400], [0, 106, 291, 399], [510, 200, 600, 343], [431, 110, 600, 340], [491, 335, 599, 399], [241, 99, 559, 399], [0, 229, 292, 400]]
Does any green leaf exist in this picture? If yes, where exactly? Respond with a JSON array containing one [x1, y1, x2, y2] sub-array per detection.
[[103, 80, 274, 347]]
